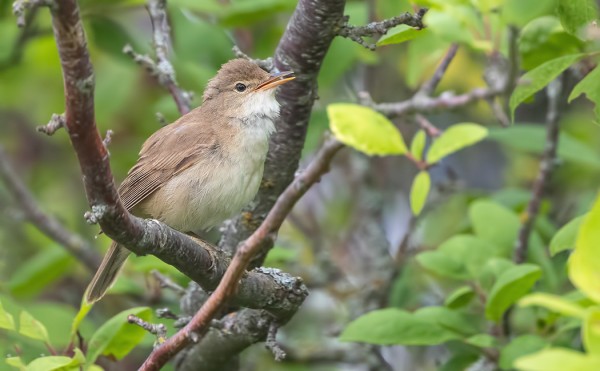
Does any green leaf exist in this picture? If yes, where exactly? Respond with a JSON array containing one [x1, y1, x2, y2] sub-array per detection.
[[501, 0, 557, 27], [328, 103, 407, 156], [469, 200, 520, 256], [500, 335, 548, 369], [410, 171, 430, 215], [71, 299, 93, 339], [486, 264, 542, 321], [584, 308, 600, 354], [509, 54, 585, 120], [465, 334, 499, 348], [427, 123, 488, 164], [377, 25, 427, 46], [417, 234, 498, 280], [414, 306, 479, 336], [18, 311, 50, 342], [410, 130, 426, 160], [5, 356, 26, 370], [0, 300, 15, 331], [569, 194, 600, 303], [340, 308, 459, 345], [519, 292, 587, 318], [26, 350, 83, 371], [569, 66, 600, 121], [558, 0, 599, 35], [514, 348, 600, 371], [488, 125, 600, 169], [9, 247, 72, 297], [417, 250, 467, 280], [445, 286, 476, 309], [86, 307, 151, 364], [519, 16, 584, 70], [550, 215, 586, 256]]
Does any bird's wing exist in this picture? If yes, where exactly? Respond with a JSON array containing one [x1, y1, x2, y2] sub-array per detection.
[[118, 121, 218, 211]]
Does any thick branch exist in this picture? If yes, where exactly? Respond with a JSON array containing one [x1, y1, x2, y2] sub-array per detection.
[[336, 9, 427, 50], [514, 78, 562, 263], [0, 144, 101, 271], [142, 138, 344, 370]]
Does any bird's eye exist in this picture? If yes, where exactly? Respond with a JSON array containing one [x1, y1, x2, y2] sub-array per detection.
[[235, 83, 247, 92]]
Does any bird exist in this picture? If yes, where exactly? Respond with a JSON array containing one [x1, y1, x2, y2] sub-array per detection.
[[85, 59, 295, 302]]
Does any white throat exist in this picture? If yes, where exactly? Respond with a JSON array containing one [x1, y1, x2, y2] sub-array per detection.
[[239, 90, 279, 137]]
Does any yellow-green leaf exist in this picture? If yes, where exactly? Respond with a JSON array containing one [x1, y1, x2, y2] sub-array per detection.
[[18, 311, 49, 342], [5, 356, 26, 371], [550, 215, 586, 256], [0, 300, 15, 331], [427, 123, 488, 164], [377, 25, 427, 46], [519, 292, 587, 318], [569, 194, 600, 304], [410, 130, 426, 160], [515, 348, 600, 371], [410, 171, 430, 215], [584, 308, 600, 355], [71, 298, 93, 339], [328, 103, 407, 156]]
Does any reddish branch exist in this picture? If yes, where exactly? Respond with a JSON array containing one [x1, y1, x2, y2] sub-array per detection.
[[140, 138, 344, 370], [514, 78, 563, 263], [0, 144, 101, 271]]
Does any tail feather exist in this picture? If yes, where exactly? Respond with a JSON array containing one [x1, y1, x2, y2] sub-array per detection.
[[85, 242, 130, 303]]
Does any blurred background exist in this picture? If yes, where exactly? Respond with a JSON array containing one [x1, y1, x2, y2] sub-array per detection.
[[1, 0, 600, 370]]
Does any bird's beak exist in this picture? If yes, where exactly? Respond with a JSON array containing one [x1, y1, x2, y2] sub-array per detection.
[[255, 71, 295, 91]]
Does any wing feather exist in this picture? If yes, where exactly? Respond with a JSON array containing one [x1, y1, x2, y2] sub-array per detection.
[[118, 120, 217, 211]]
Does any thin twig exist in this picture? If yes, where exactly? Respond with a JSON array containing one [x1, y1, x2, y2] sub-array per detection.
[[514, 77, 563, 263], [265, 321, 286, 361], [415, 114, 441, 137], [418, 43, 459, 96], [152, 270, 185, 295], [128, 314, 168, 348], [336, 9, 427, 50], [12, 0, 54, 27], [36, 113, 65, 136], [0, 144, 101, 271], [123, 0, 193, 115], [232, 45, 274, 71], [141, 137, 344, 370]]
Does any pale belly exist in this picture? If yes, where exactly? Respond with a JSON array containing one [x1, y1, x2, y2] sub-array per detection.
[[141, 143, 268, 234]]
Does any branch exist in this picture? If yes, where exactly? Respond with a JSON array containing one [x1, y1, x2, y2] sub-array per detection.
[[336, 9, 427, 50], [124, 0, 193, 115], [418, 43, 459, 96], [364, 86, 503, 118], [141, 137, 344, 370], [12, 0, 54, 28], [36, 113, 65, 135], [0, 144, 101, 271], [128, 314, 167, 348], [514, 77, 563, 263], [232, 45, 274, 72]]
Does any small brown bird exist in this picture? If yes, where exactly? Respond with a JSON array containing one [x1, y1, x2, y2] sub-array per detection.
[[86, 59, 295, 302]]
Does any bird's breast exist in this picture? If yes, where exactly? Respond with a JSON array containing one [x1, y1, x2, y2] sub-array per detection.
[[146, 120, 273, 234]]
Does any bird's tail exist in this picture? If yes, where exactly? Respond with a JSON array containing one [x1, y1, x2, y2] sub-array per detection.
[[85, 242, 130, 303]]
